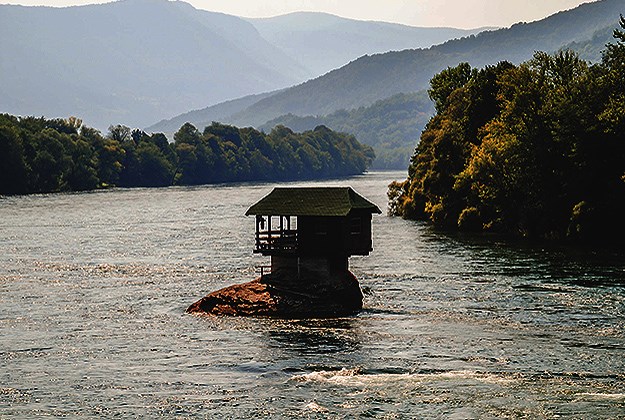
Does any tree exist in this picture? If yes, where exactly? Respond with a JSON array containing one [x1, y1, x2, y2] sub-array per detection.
[[391, 31, 625, 242], [94, 138, 125, 186], [0, 124, 29, 194], [136, 141, 174, 187], [65, 136, 99, 191], [0, 115, 373, 194], [174, 123, 201, 145], [107, 124, 131, 143], [29, 129, 72, 192], [428, 62, 474, 113]]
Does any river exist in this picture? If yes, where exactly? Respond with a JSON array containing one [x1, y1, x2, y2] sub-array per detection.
[[1, 171, 624, 418]]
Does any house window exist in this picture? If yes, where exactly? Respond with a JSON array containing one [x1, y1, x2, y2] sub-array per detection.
[[350, 217, 361, 235]]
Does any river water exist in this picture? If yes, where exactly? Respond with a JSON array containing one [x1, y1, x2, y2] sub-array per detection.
[[1, 171, 624, 418]]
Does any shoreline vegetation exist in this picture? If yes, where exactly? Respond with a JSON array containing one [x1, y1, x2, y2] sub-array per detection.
[[0, 118, 374, 196], [389, 16, 625, 243]]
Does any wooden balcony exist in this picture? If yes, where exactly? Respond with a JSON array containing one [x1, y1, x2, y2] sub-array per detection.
[[254, 229, 298, 254]]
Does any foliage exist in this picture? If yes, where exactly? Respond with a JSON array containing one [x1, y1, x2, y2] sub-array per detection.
[[389, 20, 625, 242], [171, 122, 374, 184], [260, 92, 433, 169], [0, 117, 373, 195]]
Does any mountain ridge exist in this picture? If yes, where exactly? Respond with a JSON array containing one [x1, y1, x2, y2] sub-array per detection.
[[246, 11, 491, 76], [223, 0, 624, 128], [0, 0, 488, 131], [0, 0, 308, 129]]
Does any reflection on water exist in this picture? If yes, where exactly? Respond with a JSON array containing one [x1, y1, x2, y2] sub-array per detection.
[[1, 171, 624, 417], [265, 318, 361, 356]]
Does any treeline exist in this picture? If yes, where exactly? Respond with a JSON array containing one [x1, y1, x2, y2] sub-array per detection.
[[0, 116, 374, 195], [389, 17, 625, 242], [260, 92, 434, 169]]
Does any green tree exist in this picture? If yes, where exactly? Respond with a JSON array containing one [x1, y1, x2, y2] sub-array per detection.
[[65, 136, 99, 191], [0, 124, 29, 194], [94, 138, 125, 186], [108, 124, 131, 143], [391, 25, 625, 242], [29, 129, 72, 192], [428, 62, 474, 113], [135, 141, 175, 187], [0, 114, 373, 195]]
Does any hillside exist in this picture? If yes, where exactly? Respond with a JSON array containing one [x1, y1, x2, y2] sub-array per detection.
[[247, 12, 490, 76], [148, 0, 624, 170], [0, 0, 309, 130], [147, 12, 492, 135], [1, 0, 492, 132], [564, 24, 617, 62], [147, 90, 281, 136], [223, 0, 625, 128], [258, 92, 434, 169]]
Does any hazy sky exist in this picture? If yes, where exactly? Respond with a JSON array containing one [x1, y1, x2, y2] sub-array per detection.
[[1, 0, 595, 29]]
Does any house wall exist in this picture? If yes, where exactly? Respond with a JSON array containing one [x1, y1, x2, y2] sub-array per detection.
[[346, 210, 373, 256], [298, 216, 344, 256], [297, 210, 373, 256]]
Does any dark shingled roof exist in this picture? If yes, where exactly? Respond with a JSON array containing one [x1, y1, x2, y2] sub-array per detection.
[[245, 187, 382, 217]]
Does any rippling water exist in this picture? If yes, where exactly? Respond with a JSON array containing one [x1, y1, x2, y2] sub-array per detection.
[[1, 171, 624, 418]]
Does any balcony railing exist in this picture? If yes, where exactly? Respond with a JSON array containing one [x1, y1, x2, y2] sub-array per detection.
[[254, 229, 298, 253]]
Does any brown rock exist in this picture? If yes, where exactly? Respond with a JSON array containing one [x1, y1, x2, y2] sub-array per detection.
[[186, 278, 276, 316], [186, 271, 363, 317]]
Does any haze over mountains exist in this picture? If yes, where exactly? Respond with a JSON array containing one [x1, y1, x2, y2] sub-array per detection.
[[0, 0, 307, 130], [0, 0, 485, 130], [149, 0, 624, 168], [184, 0, 623, 130], [247, 12, 491, 76]]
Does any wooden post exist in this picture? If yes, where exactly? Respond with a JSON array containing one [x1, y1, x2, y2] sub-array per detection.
[[255, 215, 260, 249], [268, 215, 272, 249]]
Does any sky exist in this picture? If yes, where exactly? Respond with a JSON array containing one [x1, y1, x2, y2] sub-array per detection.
[[1, 0, 596, 29]]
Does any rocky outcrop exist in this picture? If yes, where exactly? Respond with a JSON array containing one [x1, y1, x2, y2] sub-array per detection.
[[186, 270, 363, 317]]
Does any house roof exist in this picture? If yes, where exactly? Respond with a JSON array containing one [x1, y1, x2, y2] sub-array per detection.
[[245, 187, 382, 217]]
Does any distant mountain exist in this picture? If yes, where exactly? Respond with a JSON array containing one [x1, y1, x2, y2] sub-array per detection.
[[564, 24, 617, 62], [224, 0, 625, 128], [246, 12, 491, 76], [0, 0, 310, 130], [147, 90, 282, 136], [0, 0, 492, 132], [146, 13, 485, 136]]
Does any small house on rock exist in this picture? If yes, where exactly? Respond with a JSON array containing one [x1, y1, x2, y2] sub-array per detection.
[[247, 187, 380, 279], [187, 187, 381, 317]]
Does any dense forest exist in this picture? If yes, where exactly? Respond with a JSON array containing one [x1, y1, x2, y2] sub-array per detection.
[[0, 117, 374, 195], [389, 16, 625, 242], [260, 92, 434, 169]]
